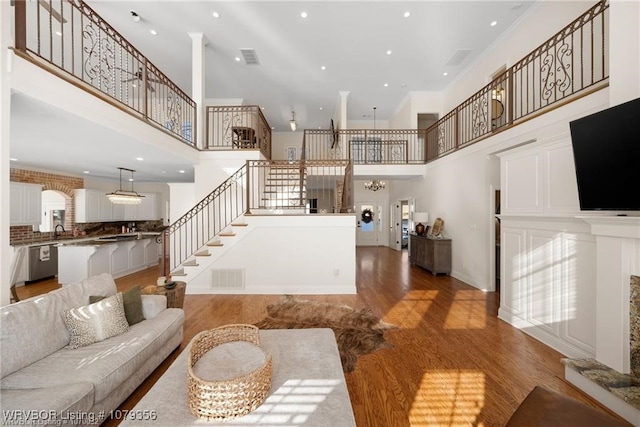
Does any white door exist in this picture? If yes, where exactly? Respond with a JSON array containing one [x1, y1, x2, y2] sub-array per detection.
[[356, 202, 378, 246]]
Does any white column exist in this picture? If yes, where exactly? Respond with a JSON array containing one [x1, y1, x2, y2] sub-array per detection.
[[609, 0, 640, 106], [1, 1, 13, 306], [339, 91, 349, 130], [188, 33, 206, 149]]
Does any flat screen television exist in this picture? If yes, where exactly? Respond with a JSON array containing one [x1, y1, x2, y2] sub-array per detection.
[[569, 97, 640, 211]]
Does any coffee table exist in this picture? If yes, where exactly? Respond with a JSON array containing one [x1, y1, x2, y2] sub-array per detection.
[[121, 328, 356, 426]]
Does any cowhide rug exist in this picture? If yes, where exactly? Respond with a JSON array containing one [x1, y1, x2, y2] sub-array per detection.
[[254, 295, 397, 373]]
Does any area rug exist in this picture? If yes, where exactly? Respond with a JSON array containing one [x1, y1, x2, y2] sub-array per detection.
[[254, 295, 397, 373]]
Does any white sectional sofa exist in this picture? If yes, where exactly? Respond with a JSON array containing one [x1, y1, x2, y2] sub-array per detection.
[[0, 273, 184, 426]]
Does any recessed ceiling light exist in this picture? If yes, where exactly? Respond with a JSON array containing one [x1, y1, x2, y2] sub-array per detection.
[[55, 31, 62, 36], [320, 65, 326, 70], [10, 158, 18, 161], [443, 72, 448, 76], [300, 11, 308, 18], [130, 10, 140, 23], [83, 171, 90, 174], [261, 106, 265, 110], [161, 171, 166, 174], [179, 170, 185, 174], [136, 157, 144, 161], [235, 57, 241, 62], [128, 178, 134, 182], [149, 29, 158, 36], [318, 126, 322, 129], [383, 83, 389, 87], [212, 11, 220, 18], [386, 50, 392, 55], [490, 21, 498, 27], [319, 107, 323, 110], [403, 11, 411, 18]]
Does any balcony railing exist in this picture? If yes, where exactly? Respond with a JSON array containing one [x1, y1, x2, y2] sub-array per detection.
[[427, 0, 609, 161], [302, 129, 427, 164], [205, 106, 272, 158], [13, 0, 196, 145]]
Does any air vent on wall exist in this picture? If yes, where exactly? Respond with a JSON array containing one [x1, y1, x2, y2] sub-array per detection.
[[211, 268, 245, 289], [446, 49, 473, 66], [240, 49, 260, 65]]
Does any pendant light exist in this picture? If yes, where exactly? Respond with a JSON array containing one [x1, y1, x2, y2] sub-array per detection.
[[106, 167, 145, 204]]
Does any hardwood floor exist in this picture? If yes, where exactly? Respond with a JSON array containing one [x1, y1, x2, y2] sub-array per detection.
[[15, 247, 622, 426]]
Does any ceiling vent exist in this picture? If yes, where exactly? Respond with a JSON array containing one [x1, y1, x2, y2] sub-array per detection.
[[446, 49, 473, 66], [240, 49, 260, 65]]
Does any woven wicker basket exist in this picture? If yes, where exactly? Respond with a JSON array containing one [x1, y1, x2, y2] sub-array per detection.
[[187, 324, 272, 421]]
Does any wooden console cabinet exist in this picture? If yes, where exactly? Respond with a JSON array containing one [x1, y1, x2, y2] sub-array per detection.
[[409, 234, 452, 275]]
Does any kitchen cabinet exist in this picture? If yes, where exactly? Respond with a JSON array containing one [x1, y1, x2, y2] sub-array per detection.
[[10, 182, 43, 226], [125, 193, 159, 221], [409, 234, 451, 275], [75, 189, 105, 222], [75, 190, 158, 222]]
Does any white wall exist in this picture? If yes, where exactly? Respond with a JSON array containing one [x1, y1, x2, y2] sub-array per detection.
[[271, 131, 304, 161], [185, 215, 356, 294], [1, 0, 12, 306]]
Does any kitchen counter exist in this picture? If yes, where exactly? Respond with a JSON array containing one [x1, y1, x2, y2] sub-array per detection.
[[57, 235, 161, 284], [11, 232, 162, 248]]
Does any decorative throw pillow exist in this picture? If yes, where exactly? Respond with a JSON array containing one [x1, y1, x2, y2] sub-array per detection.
[[90, 285, 145, 326], [62, 293, 129, 349]]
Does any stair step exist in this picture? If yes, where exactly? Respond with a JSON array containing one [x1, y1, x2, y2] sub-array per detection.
[[206, 241, 224, 247], [183, 260, 199, 267], [219, 232, 236, 237], [171, 268, 186, 276], [231, 222, 248, 227], [194, 250, 210, 257]]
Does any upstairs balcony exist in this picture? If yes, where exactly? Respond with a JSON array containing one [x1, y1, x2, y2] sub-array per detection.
[[12, 0, 608, 169]]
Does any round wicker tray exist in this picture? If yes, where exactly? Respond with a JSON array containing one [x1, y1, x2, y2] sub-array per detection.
[[187, 324, 272, 421]]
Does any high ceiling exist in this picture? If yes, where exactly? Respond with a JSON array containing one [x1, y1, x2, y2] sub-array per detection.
[[9, 0, 536, 182]]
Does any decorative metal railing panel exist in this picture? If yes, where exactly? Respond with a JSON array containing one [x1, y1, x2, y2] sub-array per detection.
[[426, 0, 609, 162], [205, 106, 272, 158], [163, 165, 247, 274], [14, 0, 196, 145], [303, 129, 426, 164]]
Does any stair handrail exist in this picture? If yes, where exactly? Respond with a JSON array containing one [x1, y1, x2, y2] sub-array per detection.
[[162, 164, 247, 276]]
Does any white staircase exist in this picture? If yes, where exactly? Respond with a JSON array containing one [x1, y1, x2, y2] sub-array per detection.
[[261, 164, 306, 210]]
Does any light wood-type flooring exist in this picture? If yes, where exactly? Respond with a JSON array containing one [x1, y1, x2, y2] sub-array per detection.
[[14, 246, 624, 426]]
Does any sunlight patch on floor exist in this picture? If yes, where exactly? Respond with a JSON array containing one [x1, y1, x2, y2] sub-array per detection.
[[386, 290, 439, 328], [409, 370, 485, 426], [444, 290, 487, 329]]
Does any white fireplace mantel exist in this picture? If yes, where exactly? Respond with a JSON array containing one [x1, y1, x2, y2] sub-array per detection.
[[577, 215, 640, 374], [578, 215, 640, 239]]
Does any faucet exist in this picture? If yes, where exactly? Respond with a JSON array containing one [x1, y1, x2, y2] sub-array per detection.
[[54, 224, 66, 239]]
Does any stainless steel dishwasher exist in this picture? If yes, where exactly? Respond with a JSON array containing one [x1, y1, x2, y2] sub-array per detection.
[[27, 244, 58, 282]]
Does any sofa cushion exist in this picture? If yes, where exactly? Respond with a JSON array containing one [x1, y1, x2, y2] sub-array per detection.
[[62, 293, 130, 349], [91, 285, 145, 326], [1, 308, 184, 403], [0, 383, 94, 424], [1, 273, 117, 378]]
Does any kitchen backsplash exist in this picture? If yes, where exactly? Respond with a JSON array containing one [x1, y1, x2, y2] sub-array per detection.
[[10, 220, 165, 245]]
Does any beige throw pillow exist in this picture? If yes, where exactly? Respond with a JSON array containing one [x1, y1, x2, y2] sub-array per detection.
[[62, 293, 129, 349]]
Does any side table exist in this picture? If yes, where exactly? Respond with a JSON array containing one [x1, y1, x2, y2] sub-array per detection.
[[142, 281, 186, 309]]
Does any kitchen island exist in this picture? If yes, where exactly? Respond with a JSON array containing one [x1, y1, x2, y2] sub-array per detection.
[[57, 234, 160, 284]]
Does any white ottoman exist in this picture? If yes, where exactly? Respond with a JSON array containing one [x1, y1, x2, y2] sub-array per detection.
[[120, 328, 356, 426]]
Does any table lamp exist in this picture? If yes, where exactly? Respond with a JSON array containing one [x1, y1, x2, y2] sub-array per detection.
[[414, 212, 429, 236]]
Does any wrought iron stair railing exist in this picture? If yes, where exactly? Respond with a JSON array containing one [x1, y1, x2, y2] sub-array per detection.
[[13, 0, 197, 145]]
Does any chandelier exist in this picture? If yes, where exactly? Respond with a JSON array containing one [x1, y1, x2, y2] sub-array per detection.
[[106, 167, 145, 205], [364, 180, 385, 191]]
